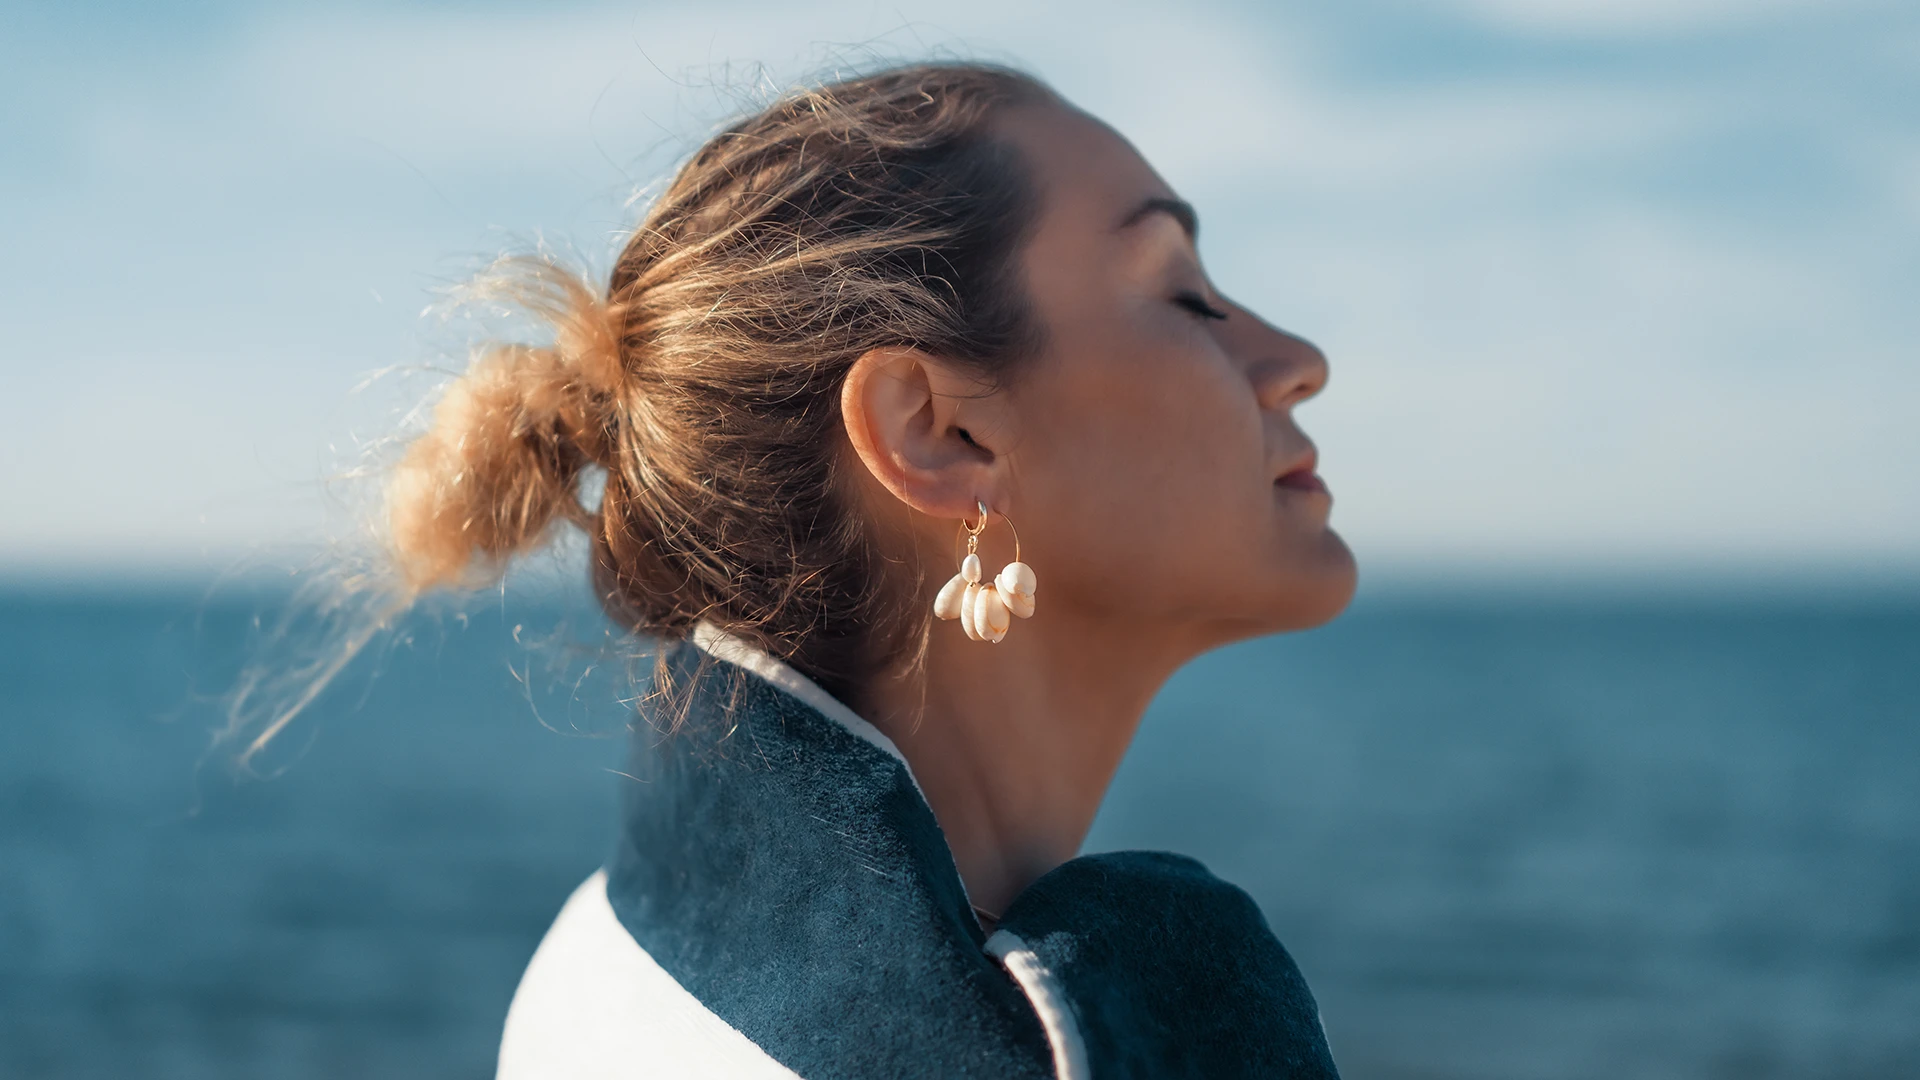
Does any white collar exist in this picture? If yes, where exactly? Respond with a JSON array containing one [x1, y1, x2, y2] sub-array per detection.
[[688, 620, 912, 772]]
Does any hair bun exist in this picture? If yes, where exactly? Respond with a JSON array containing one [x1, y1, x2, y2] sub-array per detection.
[[387, 258, 624, 592]]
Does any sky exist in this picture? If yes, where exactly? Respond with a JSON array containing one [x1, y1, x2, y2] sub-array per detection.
[[1, 0, 1915, 584]]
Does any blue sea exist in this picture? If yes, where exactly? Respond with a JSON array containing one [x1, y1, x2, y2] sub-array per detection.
[[3, 582, 1917, 1079]]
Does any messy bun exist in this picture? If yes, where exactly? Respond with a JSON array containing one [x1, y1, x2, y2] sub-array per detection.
[[386, 264, 622, 592], [373, 62, 1048, 713]]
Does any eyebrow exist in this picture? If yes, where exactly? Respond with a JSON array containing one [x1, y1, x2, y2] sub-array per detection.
[[1118, 196, 1198, 241]]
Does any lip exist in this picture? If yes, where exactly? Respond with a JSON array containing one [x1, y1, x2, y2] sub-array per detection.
[[1275, 469, 1329, 496], [1274, 450, 1328, 496]]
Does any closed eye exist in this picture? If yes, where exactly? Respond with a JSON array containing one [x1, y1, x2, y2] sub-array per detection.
[[1175, 292, 1229, 321]]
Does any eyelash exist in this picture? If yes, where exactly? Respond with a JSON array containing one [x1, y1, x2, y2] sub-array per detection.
[[1175, 292, 1229, 321]]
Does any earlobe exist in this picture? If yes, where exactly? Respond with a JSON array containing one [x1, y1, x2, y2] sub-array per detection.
[[840, 346, 1002, 521]]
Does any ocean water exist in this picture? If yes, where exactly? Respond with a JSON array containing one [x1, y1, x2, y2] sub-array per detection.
[[2, 583, 1916, 1079]]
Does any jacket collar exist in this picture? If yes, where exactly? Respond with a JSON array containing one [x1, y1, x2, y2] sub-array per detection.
[[604, 629, 1057, 1079], [686, 622, 925, 794]]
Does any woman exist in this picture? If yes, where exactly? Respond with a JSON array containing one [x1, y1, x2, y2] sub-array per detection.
[[384, 62, 1354, 1078]]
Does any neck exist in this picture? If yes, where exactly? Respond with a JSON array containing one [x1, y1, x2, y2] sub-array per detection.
[[861, 608, 1193, 918]]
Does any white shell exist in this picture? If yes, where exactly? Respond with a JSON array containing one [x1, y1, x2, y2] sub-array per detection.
[[961, 552, 982, 584], [1003, 588, 1036, 619], [996, 561, 1036, 598], [932, 572, 968, 620], [978, 585, 1011, 641], [959, 582, 982, 640]]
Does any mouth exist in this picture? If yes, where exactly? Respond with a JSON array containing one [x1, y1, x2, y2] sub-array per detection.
[[1274, 453, 1328, 496]]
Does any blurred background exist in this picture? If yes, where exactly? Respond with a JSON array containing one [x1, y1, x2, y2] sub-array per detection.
[[3, 1, 1917, 1077]]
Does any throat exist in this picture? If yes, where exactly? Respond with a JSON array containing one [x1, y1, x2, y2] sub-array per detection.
[[862, 622, 1170, 919]]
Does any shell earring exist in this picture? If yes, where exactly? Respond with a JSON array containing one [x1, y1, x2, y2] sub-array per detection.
[[931, 501, 1037, 643]]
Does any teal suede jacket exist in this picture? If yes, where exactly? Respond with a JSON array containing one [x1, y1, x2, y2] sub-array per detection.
[[497, 627, 1339, 1079]]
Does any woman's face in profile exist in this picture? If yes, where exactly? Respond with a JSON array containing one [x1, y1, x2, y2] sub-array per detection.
[[992, 102, 1356, 643]]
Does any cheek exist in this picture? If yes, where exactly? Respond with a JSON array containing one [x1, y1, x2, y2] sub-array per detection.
[[1016, 339, 1270, 603]]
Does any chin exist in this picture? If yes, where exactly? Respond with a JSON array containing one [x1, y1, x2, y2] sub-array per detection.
[[1197, 532, 1357, 645], [1272, 529, 1358, 632]]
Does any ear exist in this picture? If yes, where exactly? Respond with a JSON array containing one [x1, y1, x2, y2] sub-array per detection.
[[840, 346, 1006, 521]]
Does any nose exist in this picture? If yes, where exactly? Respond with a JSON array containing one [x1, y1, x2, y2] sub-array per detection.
[[1242, 315, 1329, 414]]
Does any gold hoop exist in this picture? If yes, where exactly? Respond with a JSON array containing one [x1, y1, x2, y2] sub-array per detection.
[[966, 499, 995, 534], [953, 501, 1020, 564]]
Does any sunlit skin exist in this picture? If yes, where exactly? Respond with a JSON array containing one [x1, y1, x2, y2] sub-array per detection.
[[839, 100, 1357, 919]]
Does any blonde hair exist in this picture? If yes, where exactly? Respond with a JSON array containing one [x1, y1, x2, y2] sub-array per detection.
[[230, 62, 1052, 764]]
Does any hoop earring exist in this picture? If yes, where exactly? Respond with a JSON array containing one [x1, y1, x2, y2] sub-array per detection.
[[931, 500, 1037, 643]]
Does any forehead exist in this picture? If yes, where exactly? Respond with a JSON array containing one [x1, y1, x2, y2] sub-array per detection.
[[993, 103, 1176, 240]]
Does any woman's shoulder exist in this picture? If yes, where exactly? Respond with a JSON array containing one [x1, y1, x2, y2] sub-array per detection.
[[993, 851, 1339, 1079]]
